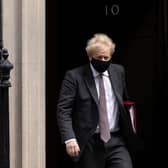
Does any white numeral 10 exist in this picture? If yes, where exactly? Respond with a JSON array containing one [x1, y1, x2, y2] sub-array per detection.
[[105, 4, 120, 16]]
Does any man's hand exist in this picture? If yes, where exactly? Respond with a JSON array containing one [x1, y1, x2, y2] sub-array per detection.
[[66, 140, 80, 157]]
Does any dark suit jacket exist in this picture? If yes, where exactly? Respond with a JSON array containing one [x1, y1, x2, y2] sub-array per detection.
[[57, 63, 140, 161]]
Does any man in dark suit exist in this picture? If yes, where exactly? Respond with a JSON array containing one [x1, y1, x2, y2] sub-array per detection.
[[57, 33, 139, 168]]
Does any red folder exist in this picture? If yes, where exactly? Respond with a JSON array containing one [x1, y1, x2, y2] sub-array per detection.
[[123, 100, 137, 133]]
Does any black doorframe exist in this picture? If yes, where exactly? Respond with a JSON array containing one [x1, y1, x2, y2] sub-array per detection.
[[46, 0, 167, 167]]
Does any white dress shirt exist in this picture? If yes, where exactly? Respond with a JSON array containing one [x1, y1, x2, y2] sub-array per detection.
[[90, 64, 120, 133]]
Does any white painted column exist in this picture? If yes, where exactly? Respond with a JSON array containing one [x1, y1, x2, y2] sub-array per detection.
[[21, 0, 45, 168], [3, 0, 46, 168]]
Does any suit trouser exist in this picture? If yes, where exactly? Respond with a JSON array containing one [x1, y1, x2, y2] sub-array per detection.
[[74, 132, 133, 168]]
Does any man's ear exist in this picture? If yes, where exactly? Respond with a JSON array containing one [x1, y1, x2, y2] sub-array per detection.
[[88, 55, 92, 61]]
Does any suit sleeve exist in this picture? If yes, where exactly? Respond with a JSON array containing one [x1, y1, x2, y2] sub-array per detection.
[[57, 71, 77, 143]]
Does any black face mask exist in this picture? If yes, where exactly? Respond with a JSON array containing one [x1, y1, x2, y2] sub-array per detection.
[[91, 58, 111, 73]]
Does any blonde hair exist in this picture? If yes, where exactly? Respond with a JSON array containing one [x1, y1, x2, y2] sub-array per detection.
[[86, 33, 116, 57]]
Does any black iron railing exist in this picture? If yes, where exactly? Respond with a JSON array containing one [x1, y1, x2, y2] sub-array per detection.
[[0, 1, 13, 168]]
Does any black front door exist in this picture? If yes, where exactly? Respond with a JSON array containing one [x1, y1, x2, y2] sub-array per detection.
[[46, 0, 167, 167]]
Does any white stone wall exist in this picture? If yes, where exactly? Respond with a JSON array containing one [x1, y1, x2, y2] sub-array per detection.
[[3, 0, 46, 168]]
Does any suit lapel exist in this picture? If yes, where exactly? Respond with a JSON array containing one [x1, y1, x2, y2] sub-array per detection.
[[108, 65, 123, 105], [83, 65, 99, 106], [83, 64, 124, 107]]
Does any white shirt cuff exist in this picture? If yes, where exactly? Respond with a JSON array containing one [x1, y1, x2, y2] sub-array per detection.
[[65, 138, 77, 144]]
